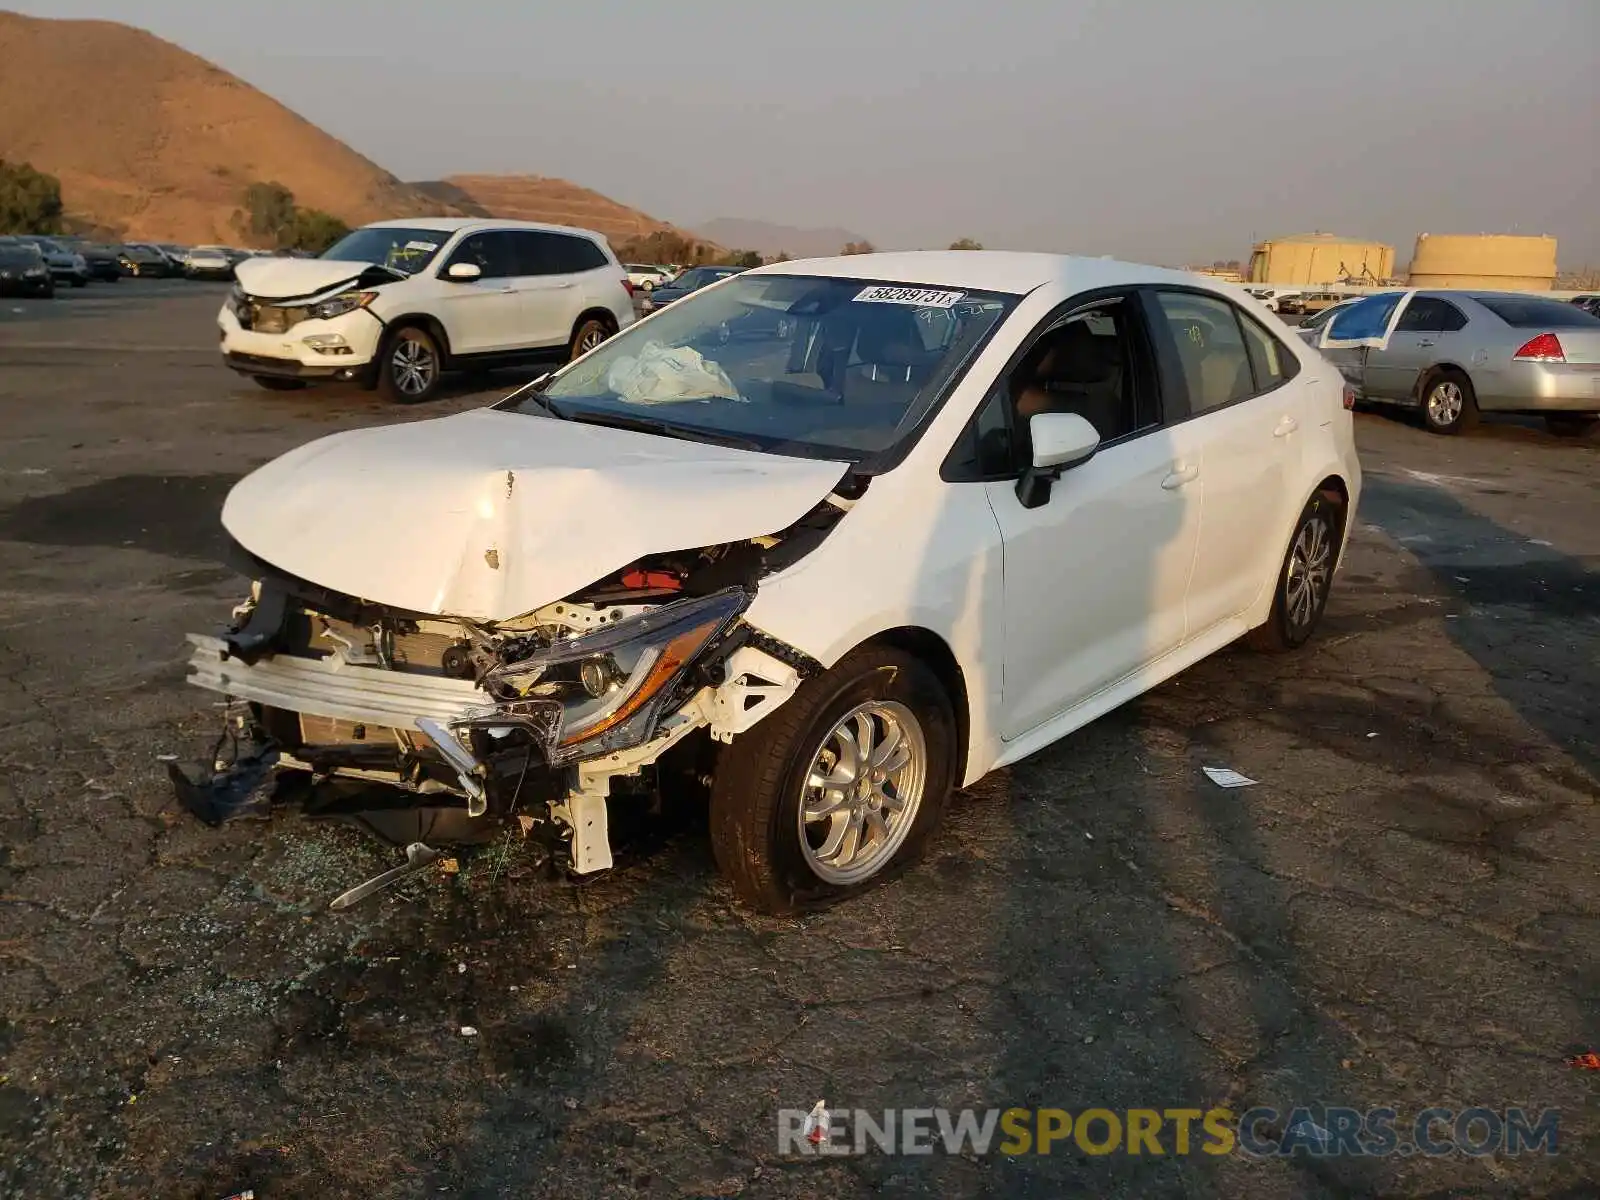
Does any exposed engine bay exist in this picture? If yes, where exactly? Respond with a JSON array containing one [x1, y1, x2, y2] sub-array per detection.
[[168, 480, 863, 905]]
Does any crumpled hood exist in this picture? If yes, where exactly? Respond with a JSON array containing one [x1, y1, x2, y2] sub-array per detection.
[[234, 256, 398, 299], [221, 408, 850, 622]]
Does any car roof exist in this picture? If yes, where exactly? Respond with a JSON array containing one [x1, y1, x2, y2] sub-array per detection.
[[744, 250, 1224, 297], [360, 216, 609, 242]]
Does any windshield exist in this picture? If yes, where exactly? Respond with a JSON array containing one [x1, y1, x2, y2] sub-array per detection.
[[319, 226, 447, 275], [23, 237, 63, 254], [0, 245, 41, 265], [504, 273, 1018, 461], [1474, 295, 1600, 329]]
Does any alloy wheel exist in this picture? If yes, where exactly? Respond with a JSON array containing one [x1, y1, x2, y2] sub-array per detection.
[[1427, 380, 1463, 428], [798, 701, 927, 886], [391, 337, 437, 396], [1284, 514, 1333, 630]]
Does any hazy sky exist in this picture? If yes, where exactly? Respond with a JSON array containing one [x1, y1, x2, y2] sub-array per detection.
[[13, 0, 1600, 264]]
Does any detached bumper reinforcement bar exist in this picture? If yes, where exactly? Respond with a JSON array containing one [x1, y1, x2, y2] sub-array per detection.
[[185, 634, 491, 729]]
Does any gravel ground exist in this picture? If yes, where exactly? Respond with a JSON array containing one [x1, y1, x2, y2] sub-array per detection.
[[0, 285, 1596, 1198]]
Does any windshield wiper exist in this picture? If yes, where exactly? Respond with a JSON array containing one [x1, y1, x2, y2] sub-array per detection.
[[497, 373, 567, 418], [569, 410, 764, 451]]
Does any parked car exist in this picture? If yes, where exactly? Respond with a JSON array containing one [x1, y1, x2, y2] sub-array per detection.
[[625, 263, 674, 292], [155, 244, 191, 270], [1569, 294, 1600, 317], [219, 217, 637, 402], [639, 264, 745, 311], [118, 243, 174, 277], [184, 246, 236, 280], [0, 239, 55, 297], [1298, 292, 1346, 315], [13, 236, 89, 287], [1315, 289, 1600, 436], [1246, 287, 1301, 314], [173, 251, 1361, 913], [58, 238, 123, 282]]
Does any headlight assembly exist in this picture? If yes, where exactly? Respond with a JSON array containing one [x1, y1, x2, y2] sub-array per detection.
[[310, 290, 378, 320], [485, 587, 749, 761]]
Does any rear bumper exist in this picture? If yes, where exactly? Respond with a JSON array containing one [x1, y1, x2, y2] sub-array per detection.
[[1479, 362, 1600, 414]]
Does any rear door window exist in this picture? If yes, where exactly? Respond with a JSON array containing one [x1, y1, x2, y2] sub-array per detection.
[[515, 231, 609, 276]]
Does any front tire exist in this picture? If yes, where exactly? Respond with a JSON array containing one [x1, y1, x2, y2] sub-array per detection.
[[709, 647, 956, 914], [1544, 414, 1597, 438], [1248, 489, 1345, 652], [1420, 368, 1478, 435], [378, 325, 444, 403]]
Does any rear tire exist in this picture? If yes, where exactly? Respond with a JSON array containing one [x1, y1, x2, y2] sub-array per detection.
[[378, 325, 444, 404], [709, 646, 956, 915], [1248, 489, 1345, 652], [568, 316, 612, 362], [1544, 414, 1597, 438], [251, 376, 307, 391], [1419, 368, 1478, 435]]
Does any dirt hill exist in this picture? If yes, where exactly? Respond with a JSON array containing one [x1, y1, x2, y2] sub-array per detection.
[[421, 175, 717, 254], [0, 10, 453, 243]]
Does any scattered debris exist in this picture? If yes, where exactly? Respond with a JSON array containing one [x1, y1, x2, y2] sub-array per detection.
[[804, 1100, 830, 1145], [218, 1192, 255, 1200], [1566, 1051, 1600, 1071], [439, 857, 460, 875], [460, 1026, 479, 1038], [327, 842, 444, 910], [1202, 766, 1257, 789], [1367, 732, 1379, 739]]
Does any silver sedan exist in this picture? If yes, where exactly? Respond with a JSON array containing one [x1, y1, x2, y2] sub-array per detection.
[[1315, 290, 1600, 436]]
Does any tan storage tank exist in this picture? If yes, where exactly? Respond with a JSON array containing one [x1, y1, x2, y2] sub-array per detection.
[[1247, 233, 1394, 285], [1406, 234, 1557, 291]]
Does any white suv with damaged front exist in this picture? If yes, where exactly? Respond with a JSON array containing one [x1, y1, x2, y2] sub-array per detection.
[[219, 218, 635, 403], [173, 251, 1362, 914]]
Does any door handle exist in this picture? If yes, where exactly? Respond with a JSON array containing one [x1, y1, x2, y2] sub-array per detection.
[[1416, 339, 1436, 348], [1273, 415, 1300, 438], [1161, 464, 1199, 490], [499, 286, 517, 293]]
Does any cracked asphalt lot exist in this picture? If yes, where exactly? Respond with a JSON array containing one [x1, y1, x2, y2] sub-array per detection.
[[0, 288, 1596, 1198]]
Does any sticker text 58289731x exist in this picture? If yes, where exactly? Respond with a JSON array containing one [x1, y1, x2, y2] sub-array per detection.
[[854, 286, 965, 308]]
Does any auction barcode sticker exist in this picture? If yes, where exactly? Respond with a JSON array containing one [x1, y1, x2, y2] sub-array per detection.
[[853, 286, 965, 308]]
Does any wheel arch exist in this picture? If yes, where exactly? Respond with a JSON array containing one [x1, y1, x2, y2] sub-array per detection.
[[380, 313, 455, 365], [854, 625, 971, 787], [572, 306, 620, 342], [1413, 361, 1471, 401]]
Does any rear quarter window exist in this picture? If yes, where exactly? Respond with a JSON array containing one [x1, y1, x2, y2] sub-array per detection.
[[1475, 296, 1600, 329]]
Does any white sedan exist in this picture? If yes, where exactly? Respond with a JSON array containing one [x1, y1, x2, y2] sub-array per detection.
[[175, 252, 1361, 913]]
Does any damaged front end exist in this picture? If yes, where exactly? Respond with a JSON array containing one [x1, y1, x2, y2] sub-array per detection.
[[169, 494, 851, 890]]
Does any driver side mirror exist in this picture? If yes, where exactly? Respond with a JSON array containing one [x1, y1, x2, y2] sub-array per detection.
[[446, 261, 482, 282], [1015, 412, 1100, 509]]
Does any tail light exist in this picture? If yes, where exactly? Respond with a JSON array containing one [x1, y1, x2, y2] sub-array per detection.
[[620, 277, 634, 297], [1513, 333, 1564, 362], [1342, 383, 1357, 410]]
